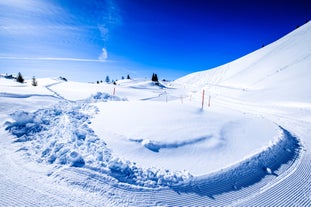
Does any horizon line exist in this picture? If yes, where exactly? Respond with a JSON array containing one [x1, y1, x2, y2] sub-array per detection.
[[0, 56, 111, 63]]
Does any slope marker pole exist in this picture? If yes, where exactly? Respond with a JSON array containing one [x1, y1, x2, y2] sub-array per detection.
[[202, 89, 205, 109]]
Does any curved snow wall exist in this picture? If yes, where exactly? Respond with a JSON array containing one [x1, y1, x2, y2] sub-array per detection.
[[171, 127, 301, 198]]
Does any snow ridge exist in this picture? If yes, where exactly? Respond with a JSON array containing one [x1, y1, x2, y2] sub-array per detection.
[[129, 136, 210, 152], [171, 127, 301, 198], [5, 92, 193, 188]]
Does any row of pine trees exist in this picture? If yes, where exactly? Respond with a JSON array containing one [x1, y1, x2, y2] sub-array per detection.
[[15, 72, 160, 87], [15, 72, 37, 86], [97, 73, 159, 84]]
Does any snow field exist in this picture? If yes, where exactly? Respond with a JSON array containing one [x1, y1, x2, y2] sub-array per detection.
[[91, 100, 285, 176], [1, 70, 308, 206], [3, 82, 302, 192]]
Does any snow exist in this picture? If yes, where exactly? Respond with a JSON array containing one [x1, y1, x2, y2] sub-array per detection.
[[91, 101, 281, 175], [0, 22, 311, 206]]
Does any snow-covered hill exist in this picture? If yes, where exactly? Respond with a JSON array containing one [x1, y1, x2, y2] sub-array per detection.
[[175, 21, 311, 103], [0, 22, 310, 206]]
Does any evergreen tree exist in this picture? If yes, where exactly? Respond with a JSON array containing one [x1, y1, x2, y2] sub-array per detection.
[[151, 73, 158, 82], [121, 76, 124, 80], [154, 73, 158, 82], [127, 74, 131, 79], [105, 75, 110, 83], [32, 76, 38, 86], [16, 72, 24, 83]]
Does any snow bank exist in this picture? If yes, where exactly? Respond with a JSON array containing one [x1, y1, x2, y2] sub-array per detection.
[[172, 127, 301, 197], [4, 93, 193, 188]]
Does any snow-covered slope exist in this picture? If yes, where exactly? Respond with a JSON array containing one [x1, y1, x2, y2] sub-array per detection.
[[175, 22, 311, 103], [0, 22, 310, 206]]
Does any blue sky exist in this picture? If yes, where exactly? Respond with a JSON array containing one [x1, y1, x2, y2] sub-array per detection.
[[1, 0, 310, 82]]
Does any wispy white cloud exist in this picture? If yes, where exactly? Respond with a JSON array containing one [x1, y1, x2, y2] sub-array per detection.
[[0, 0, 70, 40], [97, 0, 122, 60], [0, 0, 122, 63], [105, 0, 122, 26], [0, 56, 108, 62], [98, 48, 108, 60], [0, 0, 60, 14], [98, 25, 109, 42]]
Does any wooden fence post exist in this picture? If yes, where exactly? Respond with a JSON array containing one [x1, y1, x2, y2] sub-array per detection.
[[202, 90, 205, 109]]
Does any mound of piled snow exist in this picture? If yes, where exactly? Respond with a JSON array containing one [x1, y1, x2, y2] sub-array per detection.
[[4, 93, 193, 188]]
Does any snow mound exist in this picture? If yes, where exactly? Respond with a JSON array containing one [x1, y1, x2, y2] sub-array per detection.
[[5, 101, 107, 168], [4, 93, 193, 188]]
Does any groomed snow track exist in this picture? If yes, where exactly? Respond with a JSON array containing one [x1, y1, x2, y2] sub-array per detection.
[[48, 125, 307, 207]]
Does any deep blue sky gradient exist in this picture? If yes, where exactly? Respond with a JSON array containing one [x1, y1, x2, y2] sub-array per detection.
[[1, 0, 310, 81]]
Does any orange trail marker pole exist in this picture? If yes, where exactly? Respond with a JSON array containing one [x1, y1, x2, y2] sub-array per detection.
[[202, 90, 205, 109]]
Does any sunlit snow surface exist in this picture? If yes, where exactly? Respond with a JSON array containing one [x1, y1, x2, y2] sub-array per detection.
[[0, 22, 311, 206]]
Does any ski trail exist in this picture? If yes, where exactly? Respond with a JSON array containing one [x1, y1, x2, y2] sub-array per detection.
[[210, 95, 311, 206], [0, 92, 60, 99], [45, 81, 67, 101]]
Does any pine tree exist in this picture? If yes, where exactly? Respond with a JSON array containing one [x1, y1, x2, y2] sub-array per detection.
[[151, 73, 158, 82], [32, 76, 38, 86], [127, 74, 131, 79], [16, 72, 24, 83], [105, 75, 110, 83]]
